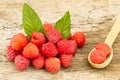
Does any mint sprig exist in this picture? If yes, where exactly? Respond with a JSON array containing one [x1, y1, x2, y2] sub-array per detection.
[[54, 11, 71, 39], [22, 3, 44, 38], [22, 3, 71, 39]]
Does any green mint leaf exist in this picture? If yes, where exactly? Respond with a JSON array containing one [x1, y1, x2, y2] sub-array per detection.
[[22, 3, 44, 38], [54, 11, 71, 39]]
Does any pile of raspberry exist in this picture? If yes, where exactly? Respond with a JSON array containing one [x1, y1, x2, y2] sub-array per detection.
[[6, 23, 86, 73]]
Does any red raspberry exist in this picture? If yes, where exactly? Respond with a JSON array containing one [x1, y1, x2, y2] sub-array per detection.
[[46, 29, 62, 44], [6, 45, 20, 61], [57, 39, 77, 55], [96, 42, 111, 57], [45, 57, 61, 73], [60, 54, 73, 67], [11, 33, 28, 51], [42, 42, 58, 57], [31, 32, 46, 46], [22, 43, 39, 59], [15, 55, 30, 71], [70, 32, 86, 47], [43, 23, 53, 32], [90, 49, 106, 64], [32, 54, 45, 69]]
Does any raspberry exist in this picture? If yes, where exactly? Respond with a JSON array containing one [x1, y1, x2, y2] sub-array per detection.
[[6, 45, 20, 61], [42, 42, 58, 57], [11, 33, 28, 51], [15, 55, 30, 71], [90, 49, 106, 64], [43, 23, 53, 32], [96, 42, 111, 57], [46, 29, 62, 44], [70, 32, 86, 47], [22, 43, 39, 59], [32, 54, 45, 69], [57, 39, 77, 55], [31, 32, 46, 46], [60, 54, 73, 67], [45, 57, 61, 73]]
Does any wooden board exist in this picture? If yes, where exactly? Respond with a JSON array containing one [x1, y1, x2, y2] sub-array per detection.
[[0, 0, 120, 80]]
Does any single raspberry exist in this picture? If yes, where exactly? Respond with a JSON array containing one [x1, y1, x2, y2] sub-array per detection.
[[22, 43, 39, 59], [42, 42, 58, 57], [32, 54, 45, 69], [70, 32, 86, 47], [31, 32, 46, 46], [46, 29, 62, 44], [6, 45, 20, 61], [11, 33, 28, 51], [45, 57, 61, 73], [60, 54, 73, 67], [43, 23, 53, 32], [15, 55, 30, 71], [96, 42, 111, 57], [57, 39, 77, 55], [90, 49, 106, 64]]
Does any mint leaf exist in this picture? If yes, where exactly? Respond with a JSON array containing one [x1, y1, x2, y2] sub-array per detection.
[[22, 3, 44, 38], [54, 11, 71, 39]]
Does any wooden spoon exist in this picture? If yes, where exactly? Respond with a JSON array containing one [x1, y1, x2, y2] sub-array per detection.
[[88, 16, 120, 68]]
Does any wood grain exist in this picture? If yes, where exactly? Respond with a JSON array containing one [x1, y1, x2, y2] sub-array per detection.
[[0, 0, 120, 80]]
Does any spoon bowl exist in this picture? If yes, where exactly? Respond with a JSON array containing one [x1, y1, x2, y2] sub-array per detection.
[[88, 48, 113, 68]]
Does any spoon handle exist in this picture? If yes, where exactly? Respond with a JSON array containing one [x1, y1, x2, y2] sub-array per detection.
[[105, 16, 120, 46]]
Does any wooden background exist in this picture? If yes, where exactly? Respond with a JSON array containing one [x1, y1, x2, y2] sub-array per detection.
[[0, 0, 120, 80]]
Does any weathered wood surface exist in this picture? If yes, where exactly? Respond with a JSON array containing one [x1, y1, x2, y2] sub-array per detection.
[[0, 0, 120, 80]]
